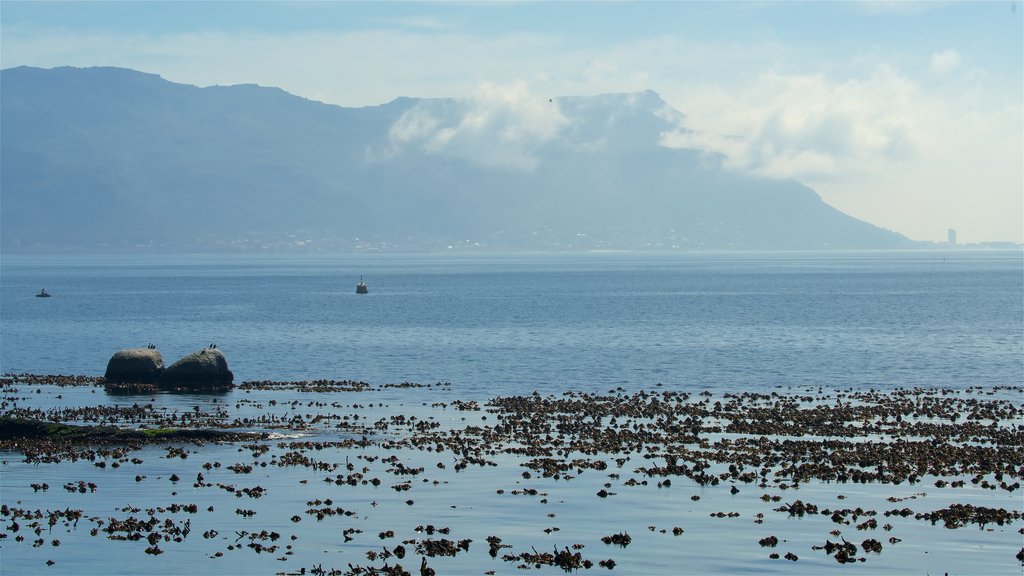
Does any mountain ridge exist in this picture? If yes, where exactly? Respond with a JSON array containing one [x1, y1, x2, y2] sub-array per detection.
[[0, 65, 915, 253]]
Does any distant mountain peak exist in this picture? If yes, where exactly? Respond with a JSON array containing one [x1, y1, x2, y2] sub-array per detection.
[[0, 65, 913, 252]]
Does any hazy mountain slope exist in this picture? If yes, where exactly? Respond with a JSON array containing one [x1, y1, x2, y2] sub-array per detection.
[[0, 66, 913, 252]]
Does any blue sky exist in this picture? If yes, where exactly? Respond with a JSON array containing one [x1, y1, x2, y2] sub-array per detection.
[[2, 1, 1021, 243]]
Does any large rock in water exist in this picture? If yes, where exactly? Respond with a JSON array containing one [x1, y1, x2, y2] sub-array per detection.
[[160, 348, 234, 389], [104, 348, 164, 383]]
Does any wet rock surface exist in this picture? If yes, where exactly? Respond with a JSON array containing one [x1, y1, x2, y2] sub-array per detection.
[[0, 417, 263, 444]]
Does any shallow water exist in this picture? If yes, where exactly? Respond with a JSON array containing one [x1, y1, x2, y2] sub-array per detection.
[[2, 381, 1022, 575]]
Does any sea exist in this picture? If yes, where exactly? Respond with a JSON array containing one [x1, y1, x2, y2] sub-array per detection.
[[3, 250, 1022, 394], [1, 250, 1022, 575]]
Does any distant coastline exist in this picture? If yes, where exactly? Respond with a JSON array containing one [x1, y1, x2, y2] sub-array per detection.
[[2, 241, 1021, 256]]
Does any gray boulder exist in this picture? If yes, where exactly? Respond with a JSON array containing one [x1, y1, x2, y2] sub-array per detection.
[[104, 348, 164, 383], [160, 348, 234, 389]]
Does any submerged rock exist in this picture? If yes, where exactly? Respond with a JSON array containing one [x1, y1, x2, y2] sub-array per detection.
[[0, 416, 262, 444], [104, 348, 164, 383], [160, 348, 234, 390]]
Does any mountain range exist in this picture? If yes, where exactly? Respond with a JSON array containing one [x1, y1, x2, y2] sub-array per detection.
[[0, 66, 914, 252]]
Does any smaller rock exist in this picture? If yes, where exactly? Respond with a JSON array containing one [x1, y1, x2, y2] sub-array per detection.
[[160, 348, 233, 390], [104, 348, 164, 383]]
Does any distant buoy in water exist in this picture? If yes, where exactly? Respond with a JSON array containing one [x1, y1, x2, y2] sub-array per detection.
[[356, 277, 368, 294]]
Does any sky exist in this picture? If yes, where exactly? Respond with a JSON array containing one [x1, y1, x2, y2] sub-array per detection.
[[2, 1, 1021, 244]]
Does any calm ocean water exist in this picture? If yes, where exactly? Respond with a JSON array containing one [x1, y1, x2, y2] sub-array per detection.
[[2, 250, 1022, 576], [2, 251, 1021, 393]]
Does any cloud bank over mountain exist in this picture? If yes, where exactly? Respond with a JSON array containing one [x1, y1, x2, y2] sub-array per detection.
[[664, 66, 921, 181], [385, 81, 570, 171], [0, 66, 915, 253]]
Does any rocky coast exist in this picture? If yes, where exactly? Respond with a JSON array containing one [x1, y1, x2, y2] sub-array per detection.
[[1, 374, 1021, 575]]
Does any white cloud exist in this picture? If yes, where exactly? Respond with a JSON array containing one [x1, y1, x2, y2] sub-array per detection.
[[661, 64, 1022, 242], [811, 101, 1023, 243], [930, 49, 962, 74], [661, 66, 921, 180], [387, 81, 570, 170], [388, 106, 442, 145]]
